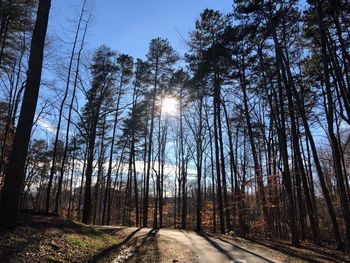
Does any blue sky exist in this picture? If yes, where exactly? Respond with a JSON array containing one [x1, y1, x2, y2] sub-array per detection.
[[38, 1, 234, 138], [50, 0, 233, 59]]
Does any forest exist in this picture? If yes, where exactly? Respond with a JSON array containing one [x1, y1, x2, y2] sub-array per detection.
[[1, 0, 350, 256]]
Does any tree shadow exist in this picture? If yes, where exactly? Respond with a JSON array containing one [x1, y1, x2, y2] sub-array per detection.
[[97, 226, 128, 235], [125, 228, 161, 263], [200, 233, 274, 263], [0, 215, 136, 263], [0, 215, 96, 262], [0, 233, 43, 261], [87, 228, 142, 262], [205, 233, 322, 263], [152, 229, 161, 263], [242, 238, 338, 263], [197, 233, 236, 262]]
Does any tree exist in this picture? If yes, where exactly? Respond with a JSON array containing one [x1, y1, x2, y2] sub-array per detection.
[[143, 38, 178, 227], [0, 0, 51, 225], [102, 53, 133, 225], [0, 0, 37, 175], [305, 0, 350, 251], [192, 9, 231, 233], [45, 0, 88, 215], [80, 46, 117, 224], [22, 139, 49, 210]]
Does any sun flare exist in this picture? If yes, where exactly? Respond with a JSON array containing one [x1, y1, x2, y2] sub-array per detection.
[[162, 97, 178, 116]]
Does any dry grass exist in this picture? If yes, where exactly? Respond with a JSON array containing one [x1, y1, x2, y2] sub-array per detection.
[[0, 215, 119, 263]]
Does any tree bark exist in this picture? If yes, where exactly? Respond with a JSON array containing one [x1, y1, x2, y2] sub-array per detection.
[[0, 0, 51, 225]]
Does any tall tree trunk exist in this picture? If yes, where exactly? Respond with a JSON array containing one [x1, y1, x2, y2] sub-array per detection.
[[213, 78, 225, 234], [315, 0, 350, 251], [77, 145, 88, 220], [241, 67, 269, 236], [55, 8, 88, 215], [93, 120, 106, 225], [180, 90, 187, 230], [143, 58, 158, 227], [102, 73, 124, 225], [45, 0, 86, 214], [67, 140, 77, 219], [82, 111, 100, 224], [217, 96, 230, 231], [132, 143, 139, 226], [205, 105, 217, 232], [283, 59, 318, 241], [272, 33, 300, 246], [196, 96, 203, 232], [0, 0, 51, 225], [159, 119, 167, 228], [222, 100, 240, 231]]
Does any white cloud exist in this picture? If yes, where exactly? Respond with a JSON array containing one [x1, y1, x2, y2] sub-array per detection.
[[37, 118, 57, 134], [70, 159, 197, 180]]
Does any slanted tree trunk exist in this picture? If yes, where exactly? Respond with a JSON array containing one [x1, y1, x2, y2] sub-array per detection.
[[314, 0, 350, 251], [45, 0, 86, 214], [67, 140, 77, 219], [222, 100, 240, 231], [241, 66, 269, 236], [0, 0, 51, 225], [102, 70, 124, 225], [55, 5, 88, 215], [272, 32, 300, 246]]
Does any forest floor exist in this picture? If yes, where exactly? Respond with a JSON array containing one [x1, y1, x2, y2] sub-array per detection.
[[0, 214, 121, 263], [1, 215, 349, 263], [0, 215, 196, 263]]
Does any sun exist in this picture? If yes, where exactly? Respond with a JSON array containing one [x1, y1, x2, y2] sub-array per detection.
[[162, 97, 178, 116]]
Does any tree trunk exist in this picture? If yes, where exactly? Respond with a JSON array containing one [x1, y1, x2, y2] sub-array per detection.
[[213, 78, 225, 234], [45, 0, 86, 214], [55, 5, 88, 215], [143, 58, 158, 227], [0, 0, 51, 225], [241, 67, 269, 236]]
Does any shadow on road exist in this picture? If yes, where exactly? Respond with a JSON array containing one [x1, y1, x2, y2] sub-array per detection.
[[128, 228, 161, 262], [205, 232, 322, 262], [198, 233, 236, 262], [201, 233, 274, 263], [242, 238, 321, 263]]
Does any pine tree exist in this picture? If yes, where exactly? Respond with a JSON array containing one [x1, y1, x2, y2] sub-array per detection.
[[143, 38, 178, 227], [80, 46, 117, 224]]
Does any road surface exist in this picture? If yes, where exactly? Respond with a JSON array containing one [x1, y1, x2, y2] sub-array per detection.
[[154, 228, 276, 263], [107, 227, 280, 263]]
